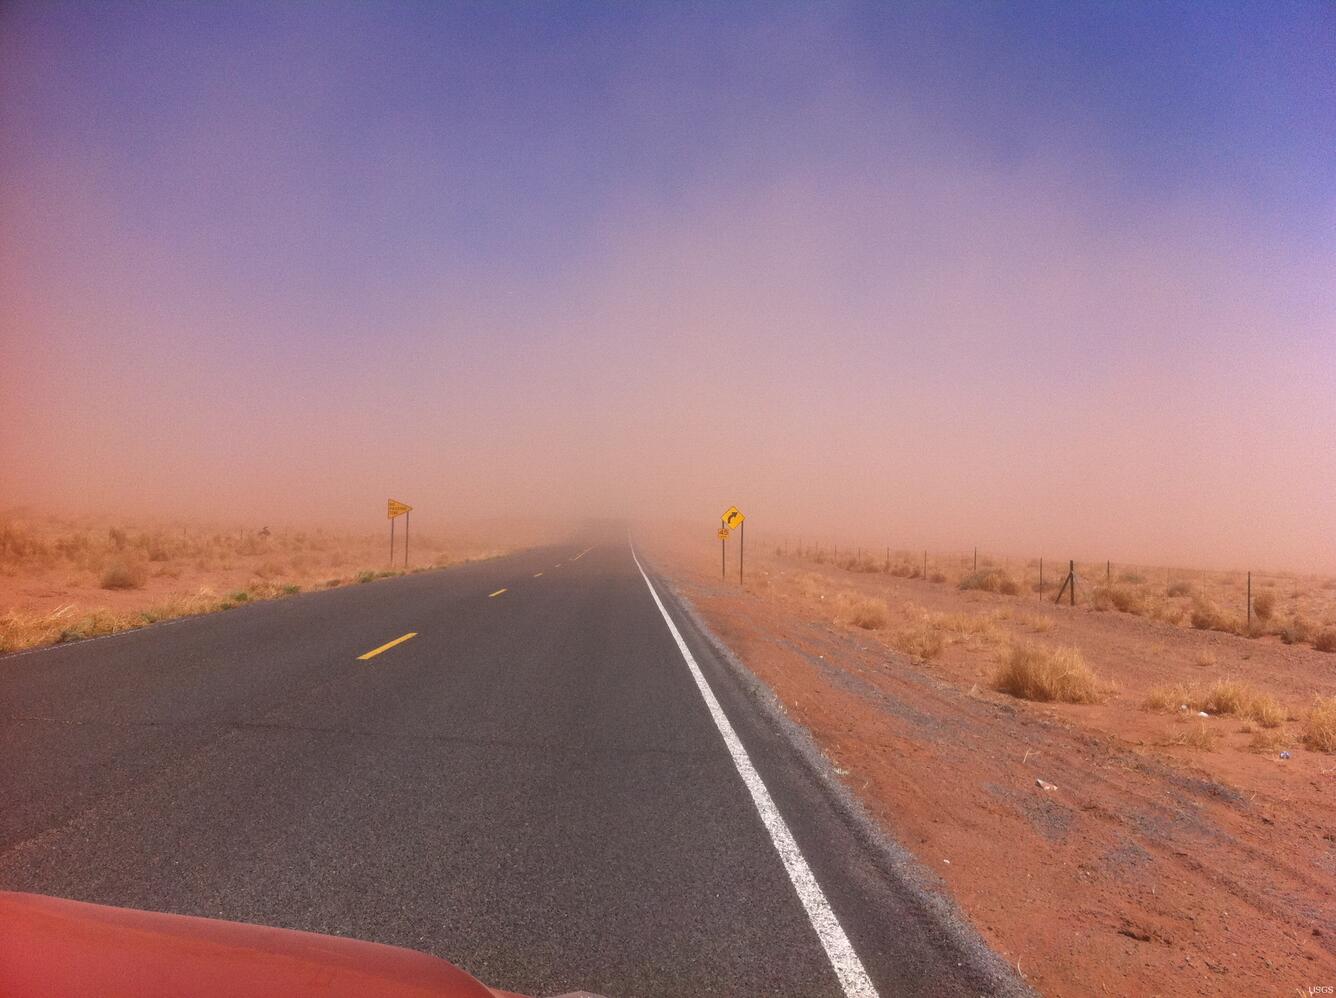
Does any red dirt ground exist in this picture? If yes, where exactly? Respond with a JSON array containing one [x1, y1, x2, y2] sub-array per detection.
[[644, 527, 1336, 997]]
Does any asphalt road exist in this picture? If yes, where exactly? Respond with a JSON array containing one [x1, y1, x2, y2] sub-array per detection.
[[1, 537, 1018, 997]]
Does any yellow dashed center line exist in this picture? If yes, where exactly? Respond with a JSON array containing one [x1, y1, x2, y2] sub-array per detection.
[[357, 632, 417, 661], [489, 588, 508, 598], [571, 546, 593, 561], [533, 572, 543, 578]]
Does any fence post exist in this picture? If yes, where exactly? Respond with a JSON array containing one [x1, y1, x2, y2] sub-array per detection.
[[1247, 571, 1252, 630], [1070, 560, 1076, 606], [1039, 557, 1043, 600], [973, 546, 978, 572]]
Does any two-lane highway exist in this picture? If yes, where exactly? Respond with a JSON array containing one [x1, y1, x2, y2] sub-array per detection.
[[1, 538, 1022, 996]]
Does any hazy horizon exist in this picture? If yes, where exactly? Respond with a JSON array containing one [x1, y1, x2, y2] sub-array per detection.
[[3, 2, 1334, 573]]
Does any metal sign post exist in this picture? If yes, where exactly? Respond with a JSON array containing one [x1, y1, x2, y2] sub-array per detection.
[[720, 506, 746, 586], [387, 499, 413, 569]]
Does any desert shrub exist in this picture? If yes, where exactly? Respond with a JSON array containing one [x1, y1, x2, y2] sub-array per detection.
[[959, 569, 1020, 596], [1200, 679, 1250, 716], [357, 570, 377, 584], [1247, 728, 1292, 753], [894, 623, 944, 659], [1193, 650, 1216, 668], [1302, 697, 1336, 752], [1279, 616, 1315, 645], [928, 571, 946, 583], [1150, 602, 1186, 625], [1090, 585, 1147, 615], [1169, 722, 1218, 751], [1118, 571, 1146, 584], [1143, 679, 1285, 728], [1245, 694, 1286, 729], [929, 610, 1004, 643], [1190, 599, 1238, 634], [1143, 684, 1194, 713], [992, 643, 1099, 703], [143, 534, 173, 562], [0, 523, 46, 563], [99, 559, 147, 590], [1314, 628, 1336, 654], [1166, 580, 1193, 598], [846, 597, 889, 630], [1251, 590, 1276, 622]]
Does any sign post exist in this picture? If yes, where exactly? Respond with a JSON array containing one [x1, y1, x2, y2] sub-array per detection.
[[720, 506, 746, 586], [387, 499, 413, 568], [717, 526, 729, 579]]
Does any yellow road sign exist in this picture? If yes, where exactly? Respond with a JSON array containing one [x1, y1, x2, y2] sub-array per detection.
[[722, 506, 745, 529], [387, 499, 413, 519], [717, 527, 729, 541]]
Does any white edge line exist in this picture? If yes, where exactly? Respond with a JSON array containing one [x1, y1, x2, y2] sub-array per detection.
[[628, 538, 879, 998]]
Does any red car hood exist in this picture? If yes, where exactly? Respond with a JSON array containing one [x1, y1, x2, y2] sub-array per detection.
[[0, 891, 590, 998]]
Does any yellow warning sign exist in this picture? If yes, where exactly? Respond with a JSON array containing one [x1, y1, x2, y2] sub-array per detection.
[[717, 527, 729, 541], [721, 506, 745, 529], [387, 499, 413, 519]]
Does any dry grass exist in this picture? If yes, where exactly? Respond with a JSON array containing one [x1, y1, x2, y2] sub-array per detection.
[[959, 569, 1021, 596], [845, 596, 890, 630], [1314, 628, 1336, 654], [1015, 612, 1055, 633], [1190, 598, 1239, 635], [1251, 590, 1275, 622], [99, 559, 147, 590], [1090, 584, 1147, 615], [1143, 684, 1194, 713], [1303, 696, 1336, 752], [892, 606, 1004, 659], [1167, 721, 1219, 751], [992, 643, 1100, 704], [1200, 678, 1250, 715], [1193, 649, 1217, 668], [0, 515, 518, 655], [1142, 679, 1286, 728], [1166, 580, 1194, 598], [893, 622, 945, 659], [1278, 615, 1315, 645], [1245, 694, 1287, 729], [1246, 728, 1292, 754]]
